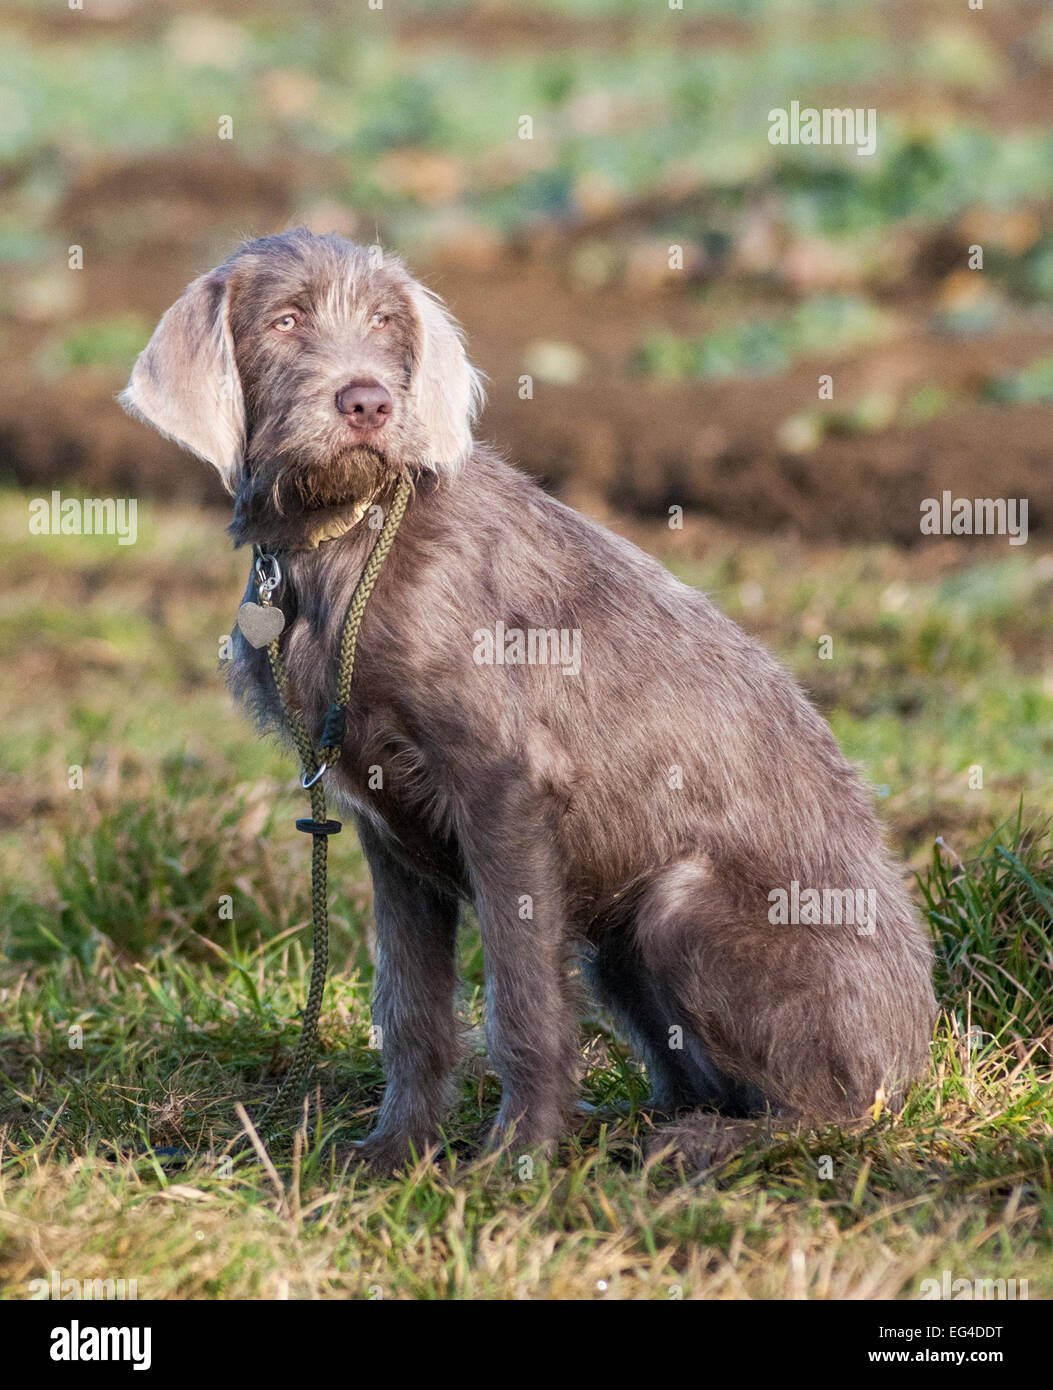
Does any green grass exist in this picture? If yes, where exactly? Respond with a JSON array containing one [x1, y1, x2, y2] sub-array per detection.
[[0, 489, 1051, 1298], [922, 812, 1053, 1044], [5, 9, 1052, 266], [985, 353, 1053, 406], [634, 294, 887, 380], [1, 894, 1050, 1299], [35, 315, 152, 377]]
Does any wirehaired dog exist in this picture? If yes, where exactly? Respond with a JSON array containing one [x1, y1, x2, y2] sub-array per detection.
[[122, 228, 935, 1169]]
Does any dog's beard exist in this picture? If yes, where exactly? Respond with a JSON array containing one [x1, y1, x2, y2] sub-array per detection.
[[229, 443, 397, 550], [285, 443, 389, 511]]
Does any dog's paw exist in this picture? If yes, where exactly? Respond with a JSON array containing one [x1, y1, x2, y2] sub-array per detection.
[[646, 1114, 762, 1170], [571, 1098, 632, 1131], [345, 1131, 438, 1176], [485, 1103, 569, 1159]]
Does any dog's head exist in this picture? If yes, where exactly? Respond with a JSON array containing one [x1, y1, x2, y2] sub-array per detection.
[[120, 228, 483, 538]]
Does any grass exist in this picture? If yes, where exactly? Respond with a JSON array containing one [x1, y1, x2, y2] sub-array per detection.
[[922, 812, 1053, 1045], [5, 6, 1053, 263], [1, 916, 1050, 1299], [985, 354, 1053, 406], [0, 488, 1051, 1299], [633, 294, 888, 380]]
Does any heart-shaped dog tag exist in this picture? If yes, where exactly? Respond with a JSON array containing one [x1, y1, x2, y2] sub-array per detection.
[[237, 602, 285, 649]]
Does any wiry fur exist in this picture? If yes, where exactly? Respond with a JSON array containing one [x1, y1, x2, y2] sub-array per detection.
[[122, 229, 936, 1170]]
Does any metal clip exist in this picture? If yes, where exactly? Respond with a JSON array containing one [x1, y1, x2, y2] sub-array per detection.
[[301, 761, 328, 789], [253, 550, 282, 604]]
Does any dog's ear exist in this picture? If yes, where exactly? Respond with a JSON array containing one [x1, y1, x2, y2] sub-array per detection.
[[119, 270, 245, 493], [406, 283, 484, 473]]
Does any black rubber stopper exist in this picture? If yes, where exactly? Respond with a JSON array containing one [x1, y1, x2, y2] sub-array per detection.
[[295, 818, 343, 836]]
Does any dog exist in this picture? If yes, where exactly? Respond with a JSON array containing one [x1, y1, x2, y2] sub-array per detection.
[[121, 228, 936, 1170]]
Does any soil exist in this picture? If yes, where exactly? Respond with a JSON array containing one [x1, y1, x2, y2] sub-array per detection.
[[3, 1, 1051, 544], [7, 228, 1050, 544]]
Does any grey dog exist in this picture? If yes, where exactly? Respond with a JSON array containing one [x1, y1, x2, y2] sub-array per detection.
[[121, 228, 935, 1169]]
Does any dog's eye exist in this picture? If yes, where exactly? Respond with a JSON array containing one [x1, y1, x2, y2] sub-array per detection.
[[370, 312, 390, 330], [271, 313, 299, 333]]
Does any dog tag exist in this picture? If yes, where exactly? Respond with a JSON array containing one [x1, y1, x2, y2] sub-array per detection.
[[237, 602, 285, 649]]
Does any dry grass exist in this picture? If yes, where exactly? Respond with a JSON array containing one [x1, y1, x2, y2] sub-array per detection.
[[1, 490, 1051, 1300]]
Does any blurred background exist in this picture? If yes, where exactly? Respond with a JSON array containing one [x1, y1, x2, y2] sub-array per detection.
[[2, 0, 1052, 959], [4, 0, 1053, 530]]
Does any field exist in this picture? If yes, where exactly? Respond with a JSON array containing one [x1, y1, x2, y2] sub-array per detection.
[[3, 0, 1053, 533], [1, 493, 1050, 1299], [1, 0, 1051, 1303]]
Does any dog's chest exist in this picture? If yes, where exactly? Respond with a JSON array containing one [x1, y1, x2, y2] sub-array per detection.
[[231, 626, 463, 888]]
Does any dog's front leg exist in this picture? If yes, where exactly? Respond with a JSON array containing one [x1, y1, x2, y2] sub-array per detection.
[[353, 815, 460, 1172], [462, 797, 579, 1154]]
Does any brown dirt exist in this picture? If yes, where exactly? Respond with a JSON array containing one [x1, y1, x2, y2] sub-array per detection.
[[6, 234, 1051, 543], [3, 2, 1051, 543]]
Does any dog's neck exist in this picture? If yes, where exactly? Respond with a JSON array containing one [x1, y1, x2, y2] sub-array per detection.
[[228, 454, 393, 553], [230, 495, 378, 553]]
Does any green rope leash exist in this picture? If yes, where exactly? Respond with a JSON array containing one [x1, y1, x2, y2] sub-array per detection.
[[246, 476, 411, 1140]]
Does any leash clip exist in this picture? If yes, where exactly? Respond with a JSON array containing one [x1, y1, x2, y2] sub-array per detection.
[[301, 761, 328, 789], [253, 549, 282, 604]]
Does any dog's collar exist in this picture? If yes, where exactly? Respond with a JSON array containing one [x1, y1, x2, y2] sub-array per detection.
[[283, 495, 377, 552], [248, 491, 382, 556]]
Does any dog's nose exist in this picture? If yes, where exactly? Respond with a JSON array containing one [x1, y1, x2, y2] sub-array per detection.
[[335, 381, 392, 430]]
